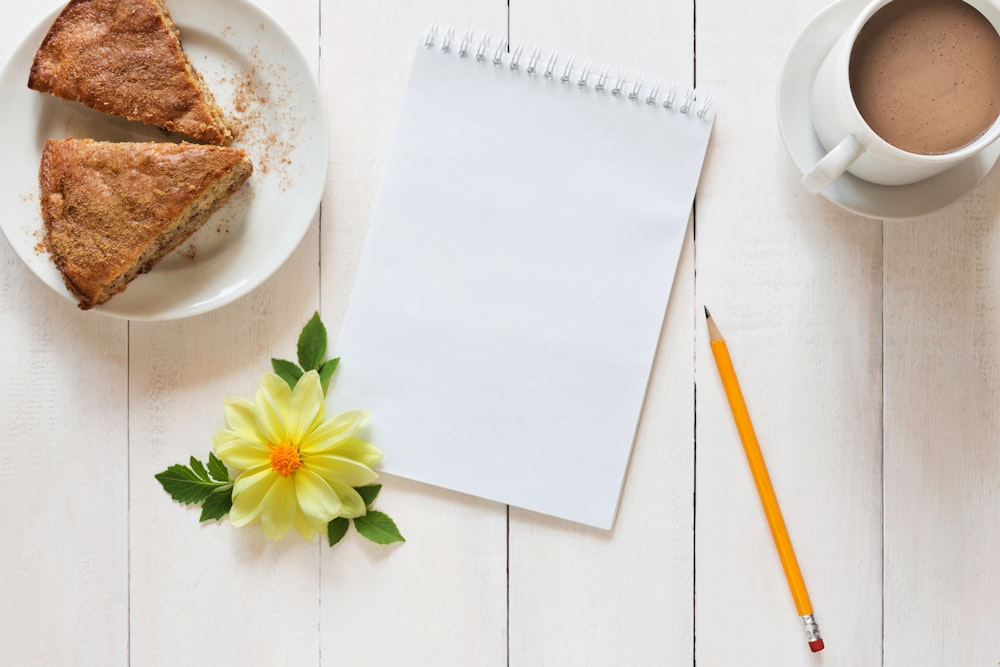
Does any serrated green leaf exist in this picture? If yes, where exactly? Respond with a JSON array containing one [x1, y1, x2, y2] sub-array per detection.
[[355, 484, 381, 508], [155, 464, 222, 505], [199, 487, 234, 522], [207, 451, 230, 483], [354, 510, 405, 545], [271, 358, 304, 390], [327, 517, 350, 547], [188, 456, 210, 481], [318, 357, 340, 394], [297, 312, 327, 371]]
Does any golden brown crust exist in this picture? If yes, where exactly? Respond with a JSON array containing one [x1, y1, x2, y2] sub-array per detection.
[[40, 138, 252, 308], [28, 0, 232, 145]]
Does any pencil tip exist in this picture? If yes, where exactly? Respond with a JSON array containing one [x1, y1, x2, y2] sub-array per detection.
[[703, 306, 711, 319]]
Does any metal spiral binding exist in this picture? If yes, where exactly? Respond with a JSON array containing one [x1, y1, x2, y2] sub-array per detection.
[[423, 26, 715, 119]]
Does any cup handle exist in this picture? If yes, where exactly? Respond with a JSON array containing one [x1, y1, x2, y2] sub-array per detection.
[[801, 135, 865, 194]]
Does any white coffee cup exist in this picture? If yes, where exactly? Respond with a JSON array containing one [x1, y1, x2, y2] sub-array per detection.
[[802, 0, 1000, 194]]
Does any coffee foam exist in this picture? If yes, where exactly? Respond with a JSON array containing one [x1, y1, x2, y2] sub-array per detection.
[[849, 0, 1000, 155]]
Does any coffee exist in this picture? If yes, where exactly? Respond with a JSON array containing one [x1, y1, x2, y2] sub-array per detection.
[[849, 0, 1000, 155]]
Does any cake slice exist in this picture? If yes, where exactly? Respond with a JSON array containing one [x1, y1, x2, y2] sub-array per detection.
[[40, 138, 253, 309], [28, 0, 233, 145]]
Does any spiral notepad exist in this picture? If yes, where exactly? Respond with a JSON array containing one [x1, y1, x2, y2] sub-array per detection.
[[332, 28, 714, 529]]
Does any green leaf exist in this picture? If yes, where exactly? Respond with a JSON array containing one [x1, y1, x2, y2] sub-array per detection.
[[188, 455, 210, 481], [327, 517, 350, 547], [199, 487, 234, 522], [271, 358, 304, 389], [355, 484, 381, 508], [318, 357, 340, 394], [354, 510, 405, 545], [207, 451, 230, 483], [297, 312, 327, 371], [155, 463, 222, 505]]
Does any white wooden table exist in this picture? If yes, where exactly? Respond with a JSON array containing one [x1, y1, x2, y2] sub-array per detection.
[[2, 0, 999, 664]]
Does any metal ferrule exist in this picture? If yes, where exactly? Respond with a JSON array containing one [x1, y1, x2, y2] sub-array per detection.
[[800, 613, 822, 641]]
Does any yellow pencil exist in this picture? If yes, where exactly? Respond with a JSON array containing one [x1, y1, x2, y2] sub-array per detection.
[[704, 307, 824, 653]]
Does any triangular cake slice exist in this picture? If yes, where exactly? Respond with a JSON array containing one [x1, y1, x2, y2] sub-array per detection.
[[40, 138, 253, 309], [28, 0, 233, 145]]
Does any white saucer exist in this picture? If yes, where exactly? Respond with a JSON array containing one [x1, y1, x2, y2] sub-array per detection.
[[776, 0, 1000, 220]]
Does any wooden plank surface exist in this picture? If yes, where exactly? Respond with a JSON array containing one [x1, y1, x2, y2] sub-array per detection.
[[883, 172, 1000, 665], [695, 0, 883, 663], [0, 3, 129, 665], [126, 0, 325, 664], [318, 2, 510, 665], [506, 1, 698, 664], [3, 0, 1000, 664]]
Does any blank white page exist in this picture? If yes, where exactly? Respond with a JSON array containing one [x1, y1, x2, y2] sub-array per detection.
[[331, 38, 713, 529]]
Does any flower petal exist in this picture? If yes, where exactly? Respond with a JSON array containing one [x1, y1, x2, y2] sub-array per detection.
[[294, 467, 343, 522], [260, 476, 298, 541], [254, 373, 291, 445], [222, 397, 265, 444], [229, 466, 276, 527], [213, 431, 271, 470], [293, 509, 318, 541], [305, 455, 378, 488], [287, 371, 325, 444], [328, 437, 383, 467], [300, 410, 371, 454], [328, 479, 368, 519]]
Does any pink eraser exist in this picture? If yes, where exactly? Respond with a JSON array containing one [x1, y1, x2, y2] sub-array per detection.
[[809, 638, 825, 652]]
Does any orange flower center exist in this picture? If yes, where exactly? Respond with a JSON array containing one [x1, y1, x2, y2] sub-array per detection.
[[269, 442, 304, 477]]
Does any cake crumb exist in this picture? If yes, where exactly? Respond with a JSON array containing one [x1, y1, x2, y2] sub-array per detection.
[[178, 244, 197, 261], [214, 21, 306, 194]]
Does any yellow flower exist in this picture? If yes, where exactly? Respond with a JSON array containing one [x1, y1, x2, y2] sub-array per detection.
[[212, 370, 382, 541]]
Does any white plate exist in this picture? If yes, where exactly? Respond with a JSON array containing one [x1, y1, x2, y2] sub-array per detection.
[[776, 0, 1000, 220], [0, 0, 328, 319]]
